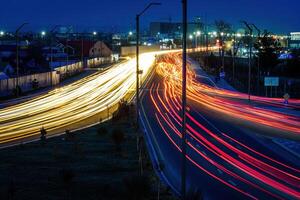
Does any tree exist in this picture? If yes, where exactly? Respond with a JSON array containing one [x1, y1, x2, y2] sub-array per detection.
[[254, 30, 282, 74], [285, 49, 300, 77], [214, 20, 232, 67]]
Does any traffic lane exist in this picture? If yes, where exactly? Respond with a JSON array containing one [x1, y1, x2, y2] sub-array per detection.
[[140, 88, 250, 200], [149, 82, 298, 199], [187, 98, 300, 169], [143, 74, 300, 198]]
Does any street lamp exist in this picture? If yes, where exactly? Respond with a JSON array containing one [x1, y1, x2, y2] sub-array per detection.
[[49, 25, 61, 87], [136, 2, 161, 130], [15, 22, 29, 96], [195, 31, 201, 49], [93, 31, 97, 36], [181, 0, 187, 199], [0, 31, 4, 36], [251, 23, 261, 95], [242, 21, 253, 101], [41, 31, 46, 37]]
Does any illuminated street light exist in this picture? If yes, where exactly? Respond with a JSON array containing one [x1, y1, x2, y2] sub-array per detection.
[[0, 31, 4, 36], [41, 31, 46, 36], [93, 31, 97, 35], [15, 22, 29, 97], [189, 34, 193, 39], [135, 1, 161, 139], [196, 31, 201, 36], [129, 31, 133, 36]]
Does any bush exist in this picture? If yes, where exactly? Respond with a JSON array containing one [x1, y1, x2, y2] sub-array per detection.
[[111, 128, 125, 152], [59, 168, 75, 185], [40, 127, 47, 144], [123, 174, 151, 200], [97, 127, 108, 136]]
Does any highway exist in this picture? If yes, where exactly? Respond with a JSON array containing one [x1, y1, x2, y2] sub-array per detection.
[[140, 53, 300, 199], [0, 51, 170, 147]]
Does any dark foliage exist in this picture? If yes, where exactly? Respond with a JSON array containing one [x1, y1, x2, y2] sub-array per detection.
[[112, 128, 125, 151], [122, 174, 151, 200]]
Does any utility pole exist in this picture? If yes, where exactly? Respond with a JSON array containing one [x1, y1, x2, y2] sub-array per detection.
[[181, 0, 187, 199], [242, 21, 253, 101], [15, 22, 28, 96], [50, 25, 60, 87], [232, 33, 236, 83], [81, 35, 84, 67], [251, 24, 261, 96], [136, 2, 161, 129]]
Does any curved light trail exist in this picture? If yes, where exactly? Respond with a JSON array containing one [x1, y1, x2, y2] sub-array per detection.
[[147, 53, 300, 199], [0, 51, 175, 145]]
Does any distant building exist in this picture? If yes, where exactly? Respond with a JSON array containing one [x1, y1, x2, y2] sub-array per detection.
[[66, 40, 112, 58], [289, 32, 300, 49], [149, 21, 202, 38], [0, 40, 30, 58]]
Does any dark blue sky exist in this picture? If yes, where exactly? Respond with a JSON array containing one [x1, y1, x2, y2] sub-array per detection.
[[1, 0, 299, 33]]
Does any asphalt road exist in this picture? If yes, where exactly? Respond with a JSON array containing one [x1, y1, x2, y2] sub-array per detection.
[[0, 51, 175, 148], [140, 53, 300, 200]]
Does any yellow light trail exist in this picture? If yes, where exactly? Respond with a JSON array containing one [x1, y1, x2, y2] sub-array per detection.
[[0, 51, 176, 145]]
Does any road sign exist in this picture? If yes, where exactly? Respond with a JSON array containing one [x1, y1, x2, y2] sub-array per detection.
[[264, 77, 279, 86], [220, 72, 225, 78]]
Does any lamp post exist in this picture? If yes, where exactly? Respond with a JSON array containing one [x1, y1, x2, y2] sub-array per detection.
[[65, 27, 72, 69], [15, 22, 29, 96], [251, 24, 261, 95], [195, 31, 201, 49], [49, 25, 60, 87], [232, 33, 236, 83], [136, 2, 161, 129], [92, 31, 97, 67], [181, 0, 187, 199], [242, 21, 253, 101]]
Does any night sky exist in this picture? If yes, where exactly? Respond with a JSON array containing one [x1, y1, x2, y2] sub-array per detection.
[[1, 0, 299, 33]]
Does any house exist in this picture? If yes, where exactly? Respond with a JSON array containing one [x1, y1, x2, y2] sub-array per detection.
[[90, 41, 112, 58], [0, 40, 30, 58], [0, 63, 14, 75], [66, 40, 112, 58], [0, 72, 9, 80]]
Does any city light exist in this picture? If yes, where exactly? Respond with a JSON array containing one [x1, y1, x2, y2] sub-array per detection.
[[189, 34, 193, 39], [196, 31, 201, 36], [93, 31, 97, 35], [41, 31, 46, 36], [129, 31, 133, 36]]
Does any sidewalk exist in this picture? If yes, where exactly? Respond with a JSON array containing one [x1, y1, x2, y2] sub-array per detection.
[[188, 58, 236, 91]]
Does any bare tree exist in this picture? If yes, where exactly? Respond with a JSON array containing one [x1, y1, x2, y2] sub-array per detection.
[[214, 20, 232, 68]]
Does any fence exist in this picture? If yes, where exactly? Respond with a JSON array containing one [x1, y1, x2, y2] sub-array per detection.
[[0, 71, 59, 97], [55, 61, 83, 80], [0, 56, 116, 97], [87, 57, 113, 68]]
